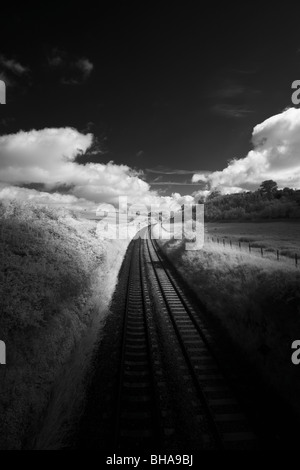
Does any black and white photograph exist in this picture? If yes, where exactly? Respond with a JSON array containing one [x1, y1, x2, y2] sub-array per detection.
[[1, 2, 300, 457]]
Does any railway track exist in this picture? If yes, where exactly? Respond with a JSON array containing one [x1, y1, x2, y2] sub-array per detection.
[[114, 232, 161, 449], [113, 225, 259, 450]]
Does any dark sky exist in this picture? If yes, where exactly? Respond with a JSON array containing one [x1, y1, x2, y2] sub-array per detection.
[[1, 2, 300, 196]]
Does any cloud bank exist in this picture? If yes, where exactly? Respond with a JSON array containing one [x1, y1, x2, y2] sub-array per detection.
[[193, 107, 300, 193], [0, 127, 156, 208], [0, 127, 196, 212]]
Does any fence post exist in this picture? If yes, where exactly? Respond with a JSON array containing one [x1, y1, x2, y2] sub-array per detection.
[[230, 240, 232, 249], [261, 247, 263, 257], [217, 238, 219, 244], [277, 250, 279, 261], [239, 241, 241, 250], [296, 253, 298, 268], [223, 238, 225, 247], [249, 243, 251, 253]]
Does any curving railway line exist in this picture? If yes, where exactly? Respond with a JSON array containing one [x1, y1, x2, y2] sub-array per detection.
[[111, 226, 258, 450], [76, 224, 279, 450]]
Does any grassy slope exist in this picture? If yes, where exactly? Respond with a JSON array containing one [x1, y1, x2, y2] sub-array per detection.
[[0, 200, 129, 449], [158, 226, 300, 417]]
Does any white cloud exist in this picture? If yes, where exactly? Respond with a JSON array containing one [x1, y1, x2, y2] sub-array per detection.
[[0, 56, 29, 75], [0, 127, 161, 208], [0, 127, 199, 212], [146, 193, 195, 213], [193, 107, 300, 193], [192, 174, 209, 183], [192, 189, 211, 200], [48, 50, 94, 84], [76, 58, 93, 79], [0, 184, 94, 210]]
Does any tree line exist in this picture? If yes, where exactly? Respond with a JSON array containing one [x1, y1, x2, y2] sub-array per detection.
[[197, 181, 300, 221]]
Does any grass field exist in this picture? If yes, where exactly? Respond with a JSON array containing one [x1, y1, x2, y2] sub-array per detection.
[[206, 220, 300, 260]]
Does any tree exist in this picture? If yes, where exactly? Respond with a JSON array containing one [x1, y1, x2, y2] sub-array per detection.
[[282, 187, 294, 197], [259, 180, 278, 198], [206, 190, 221, 201]]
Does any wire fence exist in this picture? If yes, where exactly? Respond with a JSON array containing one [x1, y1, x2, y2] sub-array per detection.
[[205, 235, 299, 268], [160, 222, 299, 268]]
